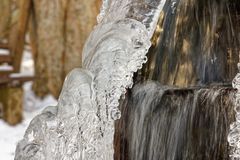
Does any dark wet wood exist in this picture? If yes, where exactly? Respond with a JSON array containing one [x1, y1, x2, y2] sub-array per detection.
[[136, 0, 240, 88]]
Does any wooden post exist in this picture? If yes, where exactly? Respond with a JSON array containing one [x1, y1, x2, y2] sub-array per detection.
[[11, 0, 31, 72], [0, 86, 23, 125]]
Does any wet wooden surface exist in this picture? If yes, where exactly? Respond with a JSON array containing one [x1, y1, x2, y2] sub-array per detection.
[[136, 0, 240, 88]]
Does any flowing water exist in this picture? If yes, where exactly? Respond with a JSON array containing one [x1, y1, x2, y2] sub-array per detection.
[[114, 0, 240, 159], [115, 81, 235, 160], [14, 0, 166, 159]]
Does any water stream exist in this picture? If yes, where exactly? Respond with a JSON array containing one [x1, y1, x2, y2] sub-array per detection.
[[114, 0, 240, 159], [115, 81, 235, 160]]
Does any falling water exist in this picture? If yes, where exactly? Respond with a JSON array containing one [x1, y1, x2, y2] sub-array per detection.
[[14, 0, 166, 160], [115, 81, 235, 160], [114, 0, 240, 159]]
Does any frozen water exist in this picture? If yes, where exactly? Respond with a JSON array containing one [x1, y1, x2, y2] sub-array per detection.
[[228, 63, 240, 159], [15, 69, 106, 160], [83, 18, 151, 120], [15, 0, 166, 159], [97, 0, 166, 37]]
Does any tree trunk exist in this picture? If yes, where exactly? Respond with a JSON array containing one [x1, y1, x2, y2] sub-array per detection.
[[32, 0, 101, 98], [64, 0, 101, 76]]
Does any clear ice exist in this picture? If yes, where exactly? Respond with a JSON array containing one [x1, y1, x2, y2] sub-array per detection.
[[14, 0, 166, 159], [228, 63, 240, 159]]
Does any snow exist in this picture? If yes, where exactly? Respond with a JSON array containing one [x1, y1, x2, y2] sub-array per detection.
[[0, 65, 13, 71], [19, 49, 34, 76], [0, 90, 57, 159], [0, 49, 57, 160], [0, 49, 10, 55], [0, 107, 42, 160]]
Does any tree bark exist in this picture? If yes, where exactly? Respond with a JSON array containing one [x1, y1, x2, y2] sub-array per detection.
[[32, 0, 101, 98], [64, 0, 101, 76], [32, 0, 65, 98]]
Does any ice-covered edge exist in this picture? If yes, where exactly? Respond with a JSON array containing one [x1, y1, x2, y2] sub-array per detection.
[[228, 63, 240, 159]]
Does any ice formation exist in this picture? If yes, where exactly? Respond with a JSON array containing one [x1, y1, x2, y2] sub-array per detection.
[[15, 0, 166, 159], [83, 18, 151, 120], [228, 63, 240, 159]]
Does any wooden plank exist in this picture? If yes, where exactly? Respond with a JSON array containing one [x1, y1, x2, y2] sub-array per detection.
[[0, 43, 9, 49], [11, 0, 31, 72], [10, 75, 34, 83], [0, 69, 13, 76], [0, 75, 34, 86], [0, 55, 12, 64]]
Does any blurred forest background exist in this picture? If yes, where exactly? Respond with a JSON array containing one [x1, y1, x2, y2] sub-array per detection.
[[0, 0, 101, 124]]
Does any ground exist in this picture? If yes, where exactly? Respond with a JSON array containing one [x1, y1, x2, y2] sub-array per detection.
[[0, 49, 57, 160]]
